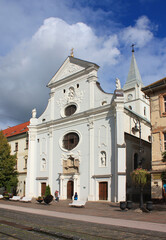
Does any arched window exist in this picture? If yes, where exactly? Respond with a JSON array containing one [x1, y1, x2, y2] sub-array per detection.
[[63, 132, 79, 150], [134, 153, 138, 169], [65, 105, 77, 117]]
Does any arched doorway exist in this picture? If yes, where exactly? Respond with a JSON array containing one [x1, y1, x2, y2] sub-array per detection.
[[67, 180, 74, 199]]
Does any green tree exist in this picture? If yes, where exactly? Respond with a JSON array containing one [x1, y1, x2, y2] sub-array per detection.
[[131, 168, 150, 208], [0, 131, 18, 192], [45, 185, 51, 196]]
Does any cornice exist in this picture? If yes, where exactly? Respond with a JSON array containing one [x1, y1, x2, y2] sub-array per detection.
[[36, 104, 113, 131]]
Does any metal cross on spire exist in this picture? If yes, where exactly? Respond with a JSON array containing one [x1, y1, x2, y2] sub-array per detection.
[[131, 44, 135, 52]]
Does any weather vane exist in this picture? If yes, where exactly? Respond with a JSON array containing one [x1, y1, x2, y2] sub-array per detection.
[[70, 48, 74, 57], [131, 44, 135, 52]]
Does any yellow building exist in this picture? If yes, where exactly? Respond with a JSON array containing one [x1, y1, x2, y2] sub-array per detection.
[[142, 78, 166, 199], [3, 121, 29, 196]]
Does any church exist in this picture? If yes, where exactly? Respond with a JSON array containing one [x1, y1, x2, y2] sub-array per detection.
[[26, 50, 151, 202]]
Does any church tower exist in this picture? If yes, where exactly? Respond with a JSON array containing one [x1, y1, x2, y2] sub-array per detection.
[[123, 46, 150, 121]]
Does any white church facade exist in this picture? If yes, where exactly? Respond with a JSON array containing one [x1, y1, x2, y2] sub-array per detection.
[[26, 51, 151, 202]]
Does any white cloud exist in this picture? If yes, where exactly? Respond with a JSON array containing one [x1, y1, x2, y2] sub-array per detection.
[[0, 11, 166, 130], [0, 17, 120, 129], [120, 16, 154, 47]]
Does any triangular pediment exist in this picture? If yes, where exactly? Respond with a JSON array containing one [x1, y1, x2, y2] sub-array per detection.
[[48, 56, 99, 87]]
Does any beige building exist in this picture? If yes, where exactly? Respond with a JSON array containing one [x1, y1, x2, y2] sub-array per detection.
[[3, 121, 29, 196], [142, 78, 166, 199]]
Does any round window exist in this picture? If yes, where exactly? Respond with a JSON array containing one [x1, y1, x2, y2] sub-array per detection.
[[65, 105, 77, 117], [63, 132, 79, 150]]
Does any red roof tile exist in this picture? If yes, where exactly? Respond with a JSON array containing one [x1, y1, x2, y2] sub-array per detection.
[[2, 121, 30, 138]]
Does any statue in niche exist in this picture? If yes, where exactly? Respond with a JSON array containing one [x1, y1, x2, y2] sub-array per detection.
[[32, 108, 37, 118], [100, 151, 106, 166], [116, 78, 121, 90], [41, 158, 46, 170]]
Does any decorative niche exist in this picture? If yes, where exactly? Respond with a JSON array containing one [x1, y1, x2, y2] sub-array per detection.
[[100, 151, 106, 167]]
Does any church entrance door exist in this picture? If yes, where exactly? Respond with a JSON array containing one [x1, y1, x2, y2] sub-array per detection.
[[99, 182, 108, 200], [41, 182, 46, 196], [67, 180, 74, 199]]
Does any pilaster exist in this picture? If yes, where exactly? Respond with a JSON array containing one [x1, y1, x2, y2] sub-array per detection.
[[26, 124, 37, 198], [88, 117, 95, 201], [113, 90, 126, 202]]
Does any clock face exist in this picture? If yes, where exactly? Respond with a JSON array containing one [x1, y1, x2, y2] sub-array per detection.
[[128, 94, 133, 100]]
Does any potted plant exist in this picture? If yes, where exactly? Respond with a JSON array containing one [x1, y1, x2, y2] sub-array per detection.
[[43, 185, 53, 204], [130, 168, 150, 209], [36, 196, 43, 203], [120, 201, 126, 210], [3, 192, 9, 200]]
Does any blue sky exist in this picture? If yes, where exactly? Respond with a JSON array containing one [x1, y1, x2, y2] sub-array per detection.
[[0, 0, 166, 129]]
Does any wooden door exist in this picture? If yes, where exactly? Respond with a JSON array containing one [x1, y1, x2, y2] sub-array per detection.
[[99, 182, 108, 200], [67, 181, 73, 199], [41, 183, 46, 196]]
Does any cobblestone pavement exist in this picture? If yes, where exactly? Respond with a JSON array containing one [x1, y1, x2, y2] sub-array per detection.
[[0, 199, 166, 224], [0, 200, 165, 239]]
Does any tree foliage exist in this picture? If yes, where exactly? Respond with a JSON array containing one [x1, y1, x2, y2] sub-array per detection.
[[0, 131, 18, 191], [130, 168, 150, 208], [161, 171, 166, 183], [45, 185, 51, 196], [130, 168, 150, 188]]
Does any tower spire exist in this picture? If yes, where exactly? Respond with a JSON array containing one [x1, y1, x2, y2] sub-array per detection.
[[123, 46, 144, 90]]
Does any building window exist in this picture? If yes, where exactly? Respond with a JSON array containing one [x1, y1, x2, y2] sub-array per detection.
[[164, 96, 166, 112], [25, 139, 28, 149], [164, 133, 166, 151], [24, 158, 27, 169], [63, 132, 79, 150], [159, 94, 166, 116], [15, 142, 18, 152], [144, 107, 146, 116], [65, 105, 77, 117]]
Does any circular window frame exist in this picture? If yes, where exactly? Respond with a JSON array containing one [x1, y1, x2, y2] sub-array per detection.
[[60, 102, 78, 118], [60, 131, 81, 151], [64, 104, 77, 117]]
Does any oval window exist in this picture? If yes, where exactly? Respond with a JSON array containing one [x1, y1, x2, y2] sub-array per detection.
[[63, 132, 79, 150], [65, 105, 77, 117]]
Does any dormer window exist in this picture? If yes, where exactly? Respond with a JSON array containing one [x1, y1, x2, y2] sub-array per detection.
[[65, 105, 77, 117]]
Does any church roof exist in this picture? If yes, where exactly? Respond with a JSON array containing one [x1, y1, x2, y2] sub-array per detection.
[[3, 121, 30, 138], [123, 51, 144, 90]]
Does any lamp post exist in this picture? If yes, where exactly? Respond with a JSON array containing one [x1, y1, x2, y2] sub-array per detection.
[[132, 119, 143, 167]]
